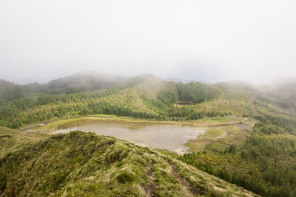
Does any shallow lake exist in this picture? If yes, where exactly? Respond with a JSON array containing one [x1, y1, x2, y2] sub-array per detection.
[[53, 119, 205, 154]]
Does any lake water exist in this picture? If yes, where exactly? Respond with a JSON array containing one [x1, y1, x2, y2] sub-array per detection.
[[53, 119, 204, 154]]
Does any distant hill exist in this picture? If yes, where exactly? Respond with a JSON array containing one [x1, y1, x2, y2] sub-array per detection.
[[268, 81, 296, 105], [215, 81, 256, 91], [0, 129, 256, 196], [25, 71, 127, 93], [256, 80, 296, 115], [0, 73, 258, 129], [0, 79, 28, 105]]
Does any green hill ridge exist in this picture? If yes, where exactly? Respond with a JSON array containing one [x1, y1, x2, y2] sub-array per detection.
[[0, 129, 256, 197], [0, 74, 256, 129]]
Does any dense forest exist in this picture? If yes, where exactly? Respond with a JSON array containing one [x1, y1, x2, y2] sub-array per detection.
[[0, 75, 251, 129], [179, 87, 296, 196], [177, 82, 220, 104], [179, 121, 296, 196], [0, 79, 28, 105]]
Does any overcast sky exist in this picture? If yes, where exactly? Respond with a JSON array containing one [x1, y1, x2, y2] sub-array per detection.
[[0, 0, 295, 84]]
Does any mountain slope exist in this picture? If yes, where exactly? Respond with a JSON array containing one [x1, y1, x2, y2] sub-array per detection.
[[0, 130, 257, 196], [256, 80, 296, 116], [0, 126, 47, 159], [0, 79, 28, 105], [25, 71, 127, 93], [0, 74, 258, 129]]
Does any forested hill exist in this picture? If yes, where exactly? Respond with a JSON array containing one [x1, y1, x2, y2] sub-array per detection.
[[0, 74, 258, 129], [24, 71, 127, 93], [256, 80, 296, 114], [0, 79, 28, 105], [0, 128, 257, 196]]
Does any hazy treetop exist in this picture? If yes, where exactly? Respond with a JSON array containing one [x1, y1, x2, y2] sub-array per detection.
[[0, 0, 295, 84]]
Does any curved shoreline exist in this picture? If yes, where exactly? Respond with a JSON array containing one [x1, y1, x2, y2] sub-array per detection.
[[19, 115, 256, 153]]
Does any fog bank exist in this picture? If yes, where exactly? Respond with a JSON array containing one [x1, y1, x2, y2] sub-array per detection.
[[0, 0, 295, 84]]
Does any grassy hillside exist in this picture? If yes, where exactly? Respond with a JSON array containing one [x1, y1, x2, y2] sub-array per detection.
[[254, 80, 296, 118], [187, 86, 254, 118], [253, 81, 296, 134], [0, 129, 256, 196], [0, 126, 47, 159], [260, 80, 296, 113]]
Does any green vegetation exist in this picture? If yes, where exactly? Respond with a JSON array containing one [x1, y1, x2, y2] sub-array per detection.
[[1, 74, 296, 196], [179, 121, 296, 197], [177, 82, 220, 103], [0, 129, 256, 196], [254, 82, 296, 134], [179, 81, 296, 197], [0, 75, 255, 129], [25, 72, 126, 94], [255, 97, 296, 134], [157, 90, 176, 105], [0, 126, 48, 159], [0, 79, 28, 105]]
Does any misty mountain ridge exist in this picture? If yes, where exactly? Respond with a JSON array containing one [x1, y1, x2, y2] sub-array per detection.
[[2, 72, 296, 115], [0, 79, 29, 105], [24, 71, 127, 93], [2, 71, 296, 96]]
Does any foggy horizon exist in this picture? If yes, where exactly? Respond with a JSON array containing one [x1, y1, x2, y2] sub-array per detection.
[[1, 0, 295, 85], [7, 69, 296, 87]]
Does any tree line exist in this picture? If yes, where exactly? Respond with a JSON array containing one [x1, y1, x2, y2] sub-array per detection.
[[179, 122, 296, 196]]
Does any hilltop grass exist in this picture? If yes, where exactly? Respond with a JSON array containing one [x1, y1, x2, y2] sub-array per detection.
[[0, 130, 257, 196], [0, 126, 48, 159]]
